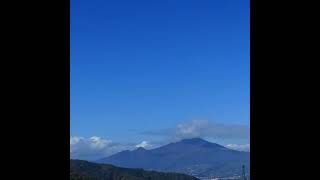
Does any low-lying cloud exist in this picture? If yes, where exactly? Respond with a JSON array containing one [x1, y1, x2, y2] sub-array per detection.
[[141, 120, 250, 141], [225, 144, 250, 152], [70, 136, 154, 160], [71, 120, 250, 160], [135, 141, 152, 148]]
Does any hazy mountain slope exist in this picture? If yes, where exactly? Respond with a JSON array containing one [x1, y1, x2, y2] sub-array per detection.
[[96, 138, 249, 177], [70, 159, 199, 180]]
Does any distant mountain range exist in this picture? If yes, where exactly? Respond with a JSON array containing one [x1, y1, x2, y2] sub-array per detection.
[[70, 159, 199, 180], [96, 138, 250, 178]]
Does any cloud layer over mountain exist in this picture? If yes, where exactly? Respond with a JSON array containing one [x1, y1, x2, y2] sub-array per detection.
[[71, 120, 250, 160], [142, 120, 250, 141], [70, 136, 154, 160], [225, 144, 250, 152]]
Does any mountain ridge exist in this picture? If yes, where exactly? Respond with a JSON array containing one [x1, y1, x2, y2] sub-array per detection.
[[96, 138, 250, 178]]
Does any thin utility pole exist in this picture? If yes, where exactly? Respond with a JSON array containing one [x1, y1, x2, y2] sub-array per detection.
[[241, 165, 247, 180]]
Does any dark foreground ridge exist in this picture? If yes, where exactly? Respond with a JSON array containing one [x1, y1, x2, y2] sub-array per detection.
[[70, 159, 199, 180]]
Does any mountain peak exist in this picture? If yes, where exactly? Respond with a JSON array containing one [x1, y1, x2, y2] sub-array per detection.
[[180, 138, 208, 144], [97, 138, 250, 178], [178, 138, 228, 149], [135, 147, 146, 151]]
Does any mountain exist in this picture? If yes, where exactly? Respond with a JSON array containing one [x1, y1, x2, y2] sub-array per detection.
[[96, 138, 250, 178], [70, 159, 199, 180]]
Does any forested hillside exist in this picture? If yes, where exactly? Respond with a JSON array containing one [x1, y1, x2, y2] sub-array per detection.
[[70, 160, 199, 180]]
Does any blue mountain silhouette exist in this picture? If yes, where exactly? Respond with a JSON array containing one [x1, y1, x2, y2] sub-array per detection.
[[96, 138, 250, 177]]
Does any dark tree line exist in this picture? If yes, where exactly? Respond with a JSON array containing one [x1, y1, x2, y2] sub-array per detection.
[[70, 160, 199, 180]]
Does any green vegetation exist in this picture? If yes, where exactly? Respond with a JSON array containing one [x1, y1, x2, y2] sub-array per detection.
[[70, 160, 199, 180]]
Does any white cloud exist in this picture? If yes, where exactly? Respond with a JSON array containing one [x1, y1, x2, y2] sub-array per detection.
[[135, 141, 152, 148], [174, 120, 209, 139], [142, 120, 250, 141], [225, 144, 250, 152], [71, 121, 250, 160], [88, 136, 111, 149], [70, 136, 155, 160], [70, 136, 132, 161], [175, 120, 249, 140]]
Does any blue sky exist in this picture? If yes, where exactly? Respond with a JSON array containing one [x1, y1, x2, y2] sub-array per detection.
[[71, 0, 249, 149]]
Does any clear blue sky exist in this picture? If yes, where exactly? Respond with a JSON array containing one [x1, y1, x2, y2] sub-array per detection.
[[71, 0, 250, 143]]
